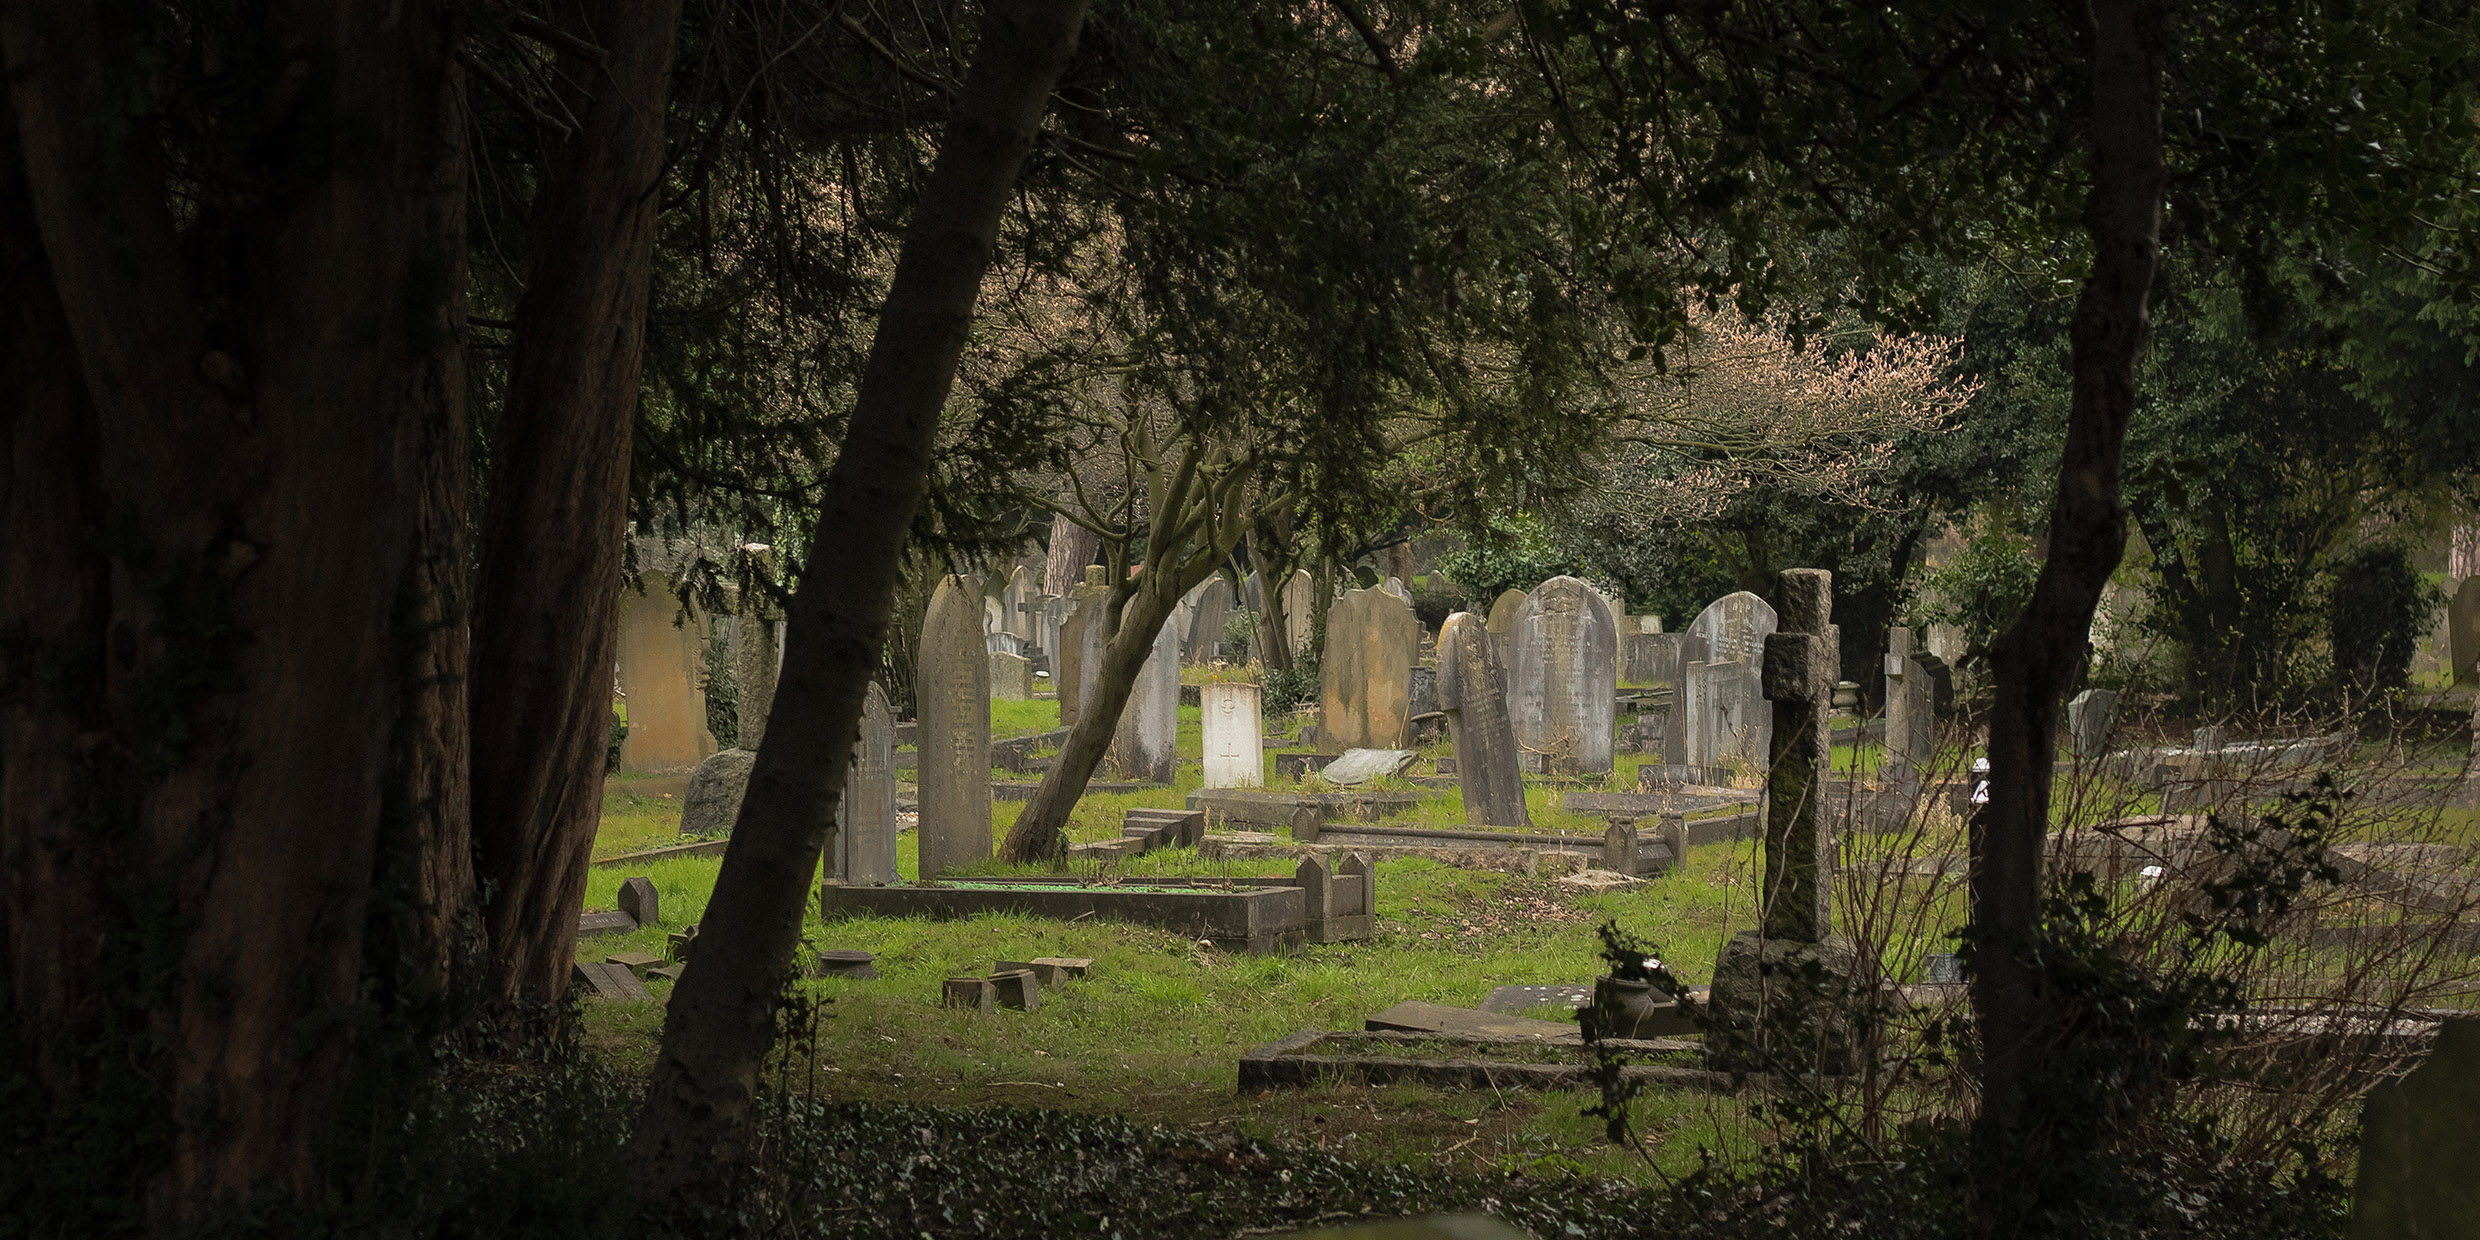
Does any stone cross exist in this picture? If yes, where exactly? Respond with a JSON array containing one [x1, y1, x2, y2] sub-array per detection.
[[1761, 569, 1833, 943], [1200, 681, 1264, 789], [917, 575, 991, 877], [1437, 612, 1530, 827]]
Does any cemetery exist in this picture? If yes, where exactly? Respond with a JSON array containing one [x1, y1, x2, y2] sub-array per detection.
[[21, 9, 2480, 1239]]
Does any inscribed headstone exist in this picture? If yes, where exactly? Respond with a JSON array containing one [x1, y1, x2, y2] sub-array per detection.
[[1319, 586, 1420, 752], [1438, 612, 1530, 826], [1108, 611, 1181, 783], [1682, 658, 1766, 769], [1661, 633, 1709, 764], [1200, 681, 1264, 789], [989, 650, 1033, 701], [1184, 576, 1235, 664], [2067, 688, 2119, 761], [1002, 566, 1037, 643], [1685, 590, 1779, 668], [1508, 577, 1619, 775], [917, 576, 992, 877], [1622, 631, 1683, 686], [614, 571, 718, 773], [833, 682, 900, 885]]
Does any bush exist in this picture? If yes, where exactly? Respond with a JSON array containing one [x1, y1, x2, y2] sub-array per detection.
[[2326, 542, 2437, 694], [1262, 649, 1320, 716]]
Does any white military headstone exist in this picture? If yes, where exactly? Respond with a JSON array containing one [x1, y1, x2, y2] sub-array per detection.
[[1200, 681, 1265, 789]]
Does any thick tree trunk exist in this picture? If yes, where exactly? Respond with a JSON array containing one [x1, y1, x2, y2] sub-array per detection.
[[0, 2, 463, 1211], [1968, 0, 2164, 1231], [1045, 505, 1102, 592], [624, 0, 1089, 1192], [468, 0, 686, 1017]]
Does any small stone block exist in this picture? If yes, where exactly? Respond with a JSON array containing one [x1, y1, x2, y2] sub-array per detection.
[[943, 976, 996, 1014], [989, 969, 1041, 1010], [616, 876, 660, 927], [577, 909, 637, 936], [1031, 955, 1092, 979], [666, 925, 699, 962], [572, 960, 650, 1002], [605, 951, 661, 979], [816, 949, 879, 979], [1121, 824, 1167, 850], [648, 964, 685, 983]]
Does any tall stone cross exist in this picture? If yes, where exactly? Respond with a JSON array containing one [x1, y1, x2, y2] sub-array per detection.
[[1760, 568, 1833, 943]]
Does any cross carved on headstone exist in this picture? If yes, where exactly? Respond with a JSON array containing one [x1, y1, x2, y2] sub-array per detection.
[[1760, 569, 1833, 943]]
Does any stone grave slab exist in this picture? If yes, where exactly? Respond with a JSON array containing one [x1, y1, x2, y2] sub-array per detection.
[[1319, 748, 1418, 785], [998, 958, 1088, 987], [990, 969, 1041, 1010], [606, 951, 661, 979], [943, 976, 997, 1014], [1364, 999, 1582, 1042], [816, 949, 879, 979], [573, 960, 650, 1002], [1479, 984, 1593, 1016], [578, 910, 637, 936]]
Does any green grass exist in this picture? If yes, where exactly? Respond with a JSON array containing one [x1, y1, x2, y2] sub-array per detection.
[[991, 696, 1062, 738]]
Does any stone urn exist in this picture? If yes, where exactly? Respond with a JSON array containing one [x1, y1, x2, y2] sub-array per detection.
[[1590, 974, 1673, 1040]]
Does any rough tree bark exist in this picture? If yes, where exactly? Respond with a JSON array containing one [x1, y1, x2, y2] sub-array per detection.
[[1968, 0, 2164, 1230], [1003, 440, 1253, 862], [468, 0, 687, 1015], [624, 0, 1090, 1190], [0, 2, 463, 1210], [1045, 495, 1102, 592]]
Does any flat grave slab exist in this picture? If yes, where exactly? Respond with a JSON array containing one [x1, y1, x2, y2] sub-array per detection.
[[820, 879, 1306, 954], [1365, 999, 1579, 1042], [1318, 748, 1419, 785], [572, 960, 650, 1002], [1238, 1029, 1721, 1094], [1564, 789, 1757, 818], [577, 909, 637, 936], [1190, 786, 1420, 828], [1480, 984, 1593, 1015]]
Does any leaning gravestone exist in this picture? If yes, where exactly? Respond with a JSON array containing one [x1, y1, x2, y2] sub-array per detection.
[[1201, 681, 1265, 789], [1508, 577, 1619, 775], [679, 747, 757, 836], [1320, 586, 1421, 752], [2351, 1015, 2480, 1238], [2067, 687, 2120, 760], [1438, 612, 1530, 826], [989, 650, 1034, 701], [834, 682, 900, 885], [1109, 611, 1181, 783], [918, 576, 992, 877], [1486, 588, 1527, 669], [2452, 577, 2480, 686], [614, 571, 718, 773], [1184, 576, 1234, 664]]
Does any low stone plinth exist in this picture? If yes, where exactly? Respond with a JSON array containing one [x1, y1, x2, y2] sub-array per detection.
[[1238, 1029, 1724, 1093], [819, 878, 1306, 954], [1702, 932, 1897, 1075], [1187, 786, 1419, 829]]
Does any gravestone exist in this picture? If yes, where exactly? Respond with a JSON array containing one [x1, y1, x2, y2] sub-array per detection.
[[1320, 586, 1421, 752], [1057, 566, 1112, 726], [679, 747, 757, 836], [1706, 569, 1867, 1074], [917, 575, 992, 877], [1109, 611, 1181, 783], [1382, 576, 1412, 603], [1622, 631, 1683, 685], [2068, 688, 2120, 760], [1318, 748, 1418, 784], [2452, 577, 2480, 685], [834, 683, 900, 885], [1002, 566, 1038, 643], [1185, 576, 1235, 664], [1201, 681, 1265, 789], [1508, 577, 1619, 775], [990, 650, 1033, 700], [2351, 1015, 2480, 1238], [614, 571, 718, 772], [1681, 657, 1766, 769], [1038, 593, 1070, 664], [1685, 590, 1779, 667], [617, 876, 659, 927], [1661, 633, 1709, 764], [1883, 626, 1935, 781], [730, 599, 783, 750], [1486, 588, 1526, 668], [1438, 613, 1529, 826]]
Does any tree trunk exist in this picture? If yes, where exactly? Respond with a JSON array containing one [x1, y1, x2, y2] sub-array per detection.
[[1969, 0, 2164, 1231], [1002, 581, 1178, 861], [1045, 503, 1101, 592], [468, 0, 686, 1018], [624, 0, 1090, 1192], [0, 2, 463, 1211]]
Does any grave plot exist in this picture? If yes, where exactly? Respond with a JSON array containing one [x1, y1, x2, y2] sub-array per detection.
[[816, 854, 1376, 953], [1238, 1029, 1726, 1093]]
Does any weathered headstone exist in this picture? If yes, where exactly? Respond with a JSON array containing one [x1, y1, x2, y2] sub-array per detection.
[[1249, 568, 1318, 662], [1508, 577, 1619, 775], [2451, 577, 2480, 685], [1661, 633, 1709, 765], [1038, 593, 1070, 663], [1184, 576, 1235, 664], [730, 608, 782, 751], [990, 650, 1034, 700], [1438, 613, 1530, 826], [1320, 586, 1421, 751], [1681, 657, 1765, 770], [1382, 576, 1412, 603], [833, 682, 900, 885], [1883, 626, 1935, 781], [679, 747, 757, 836], [1109, 611, 1181, 783], [1486, 588, 1526, 669], [1622, 631, 1683, 685], [1685, 590, 1779, 667], [1057, 566, 1112, 726], [1002, 565, 1038, 643], [2067, 688, 2120, 760], [614, 571, 718, 772], [1201, 681, 1265, 789], [917, 576, 992, 877], [617, 876, 660, 927], [2351, 1016, 2480, 1238]]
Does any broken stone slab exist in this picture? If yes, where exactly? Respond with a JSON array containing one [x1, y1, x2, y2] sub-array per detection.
[[997, 958, 1088, 987], [989, 969, 1042, 1011], [1478, 984, 1594, 1016], [815, 949, 879, 979], [617, 875, 659, 927], [1558, 869, 1641, 892], [943, 976, 997, 1014], [1364, 999, 1582, 1043], [572, 960, 650, 1002], [1067, 837, 1145, 863], [606, 951, 662, 979], [577, 909, 638, 936], [1318, 748, 1419, 786], [666, 924, 698, 961], [647, 964, 685, 983]]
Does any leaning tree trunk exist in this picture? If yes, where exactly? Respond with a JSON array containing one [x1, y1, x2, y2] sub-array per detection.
[[1968, 0, 2164, 1232], [0, 3, 463, 1214], [1001, 581, 1180, 861], [624, 0, 1090, 1193], [1045, 500, 1102, 592], [468, 0, 686, 1018]]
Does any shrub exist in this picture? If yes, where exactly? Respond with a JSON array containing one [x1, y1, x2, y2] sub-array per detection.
[[2326, 542, 2437, 695]]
